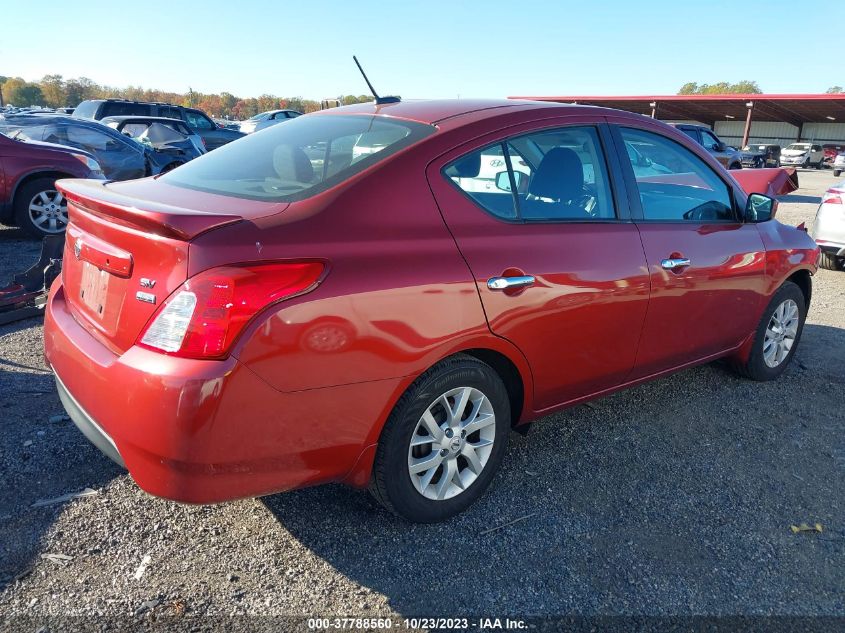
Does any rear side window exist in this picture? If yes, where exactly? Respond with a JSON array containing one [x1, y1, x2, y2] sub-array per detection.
[[162, 114, 434, 201], [619, 127, 734, 222], [678, 127, 699, 143], [101, 102, 153, 118], [444, 126, 615, 222]]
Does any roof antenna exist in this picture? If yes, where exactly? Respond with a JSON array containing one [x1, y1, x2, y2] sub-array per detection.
[[353, 56, 400, 105]]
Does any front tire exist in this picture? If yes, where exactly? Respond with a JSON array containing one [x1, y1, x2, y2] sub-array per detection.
[[834, 169, 842, 177], [369, 355, 510, 522], [732, 281, 806, 381]]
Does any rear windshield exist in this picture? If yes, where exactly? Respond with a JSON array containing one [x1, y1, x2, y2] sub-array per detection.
[[72, 101, 100, 119], [161, 114, 435, 202]]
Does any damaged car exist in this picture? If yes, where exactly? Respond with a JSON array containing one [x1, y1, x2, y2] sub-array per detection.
[[0, 115, 191, 180], [101, 116, 205, 172]]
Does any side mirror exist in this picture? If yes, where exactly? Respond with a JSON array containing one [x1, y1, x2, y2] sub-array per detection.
[[745, 193, 776, 223], [714, 142, 727, 152], [495, 170, 527, 193]]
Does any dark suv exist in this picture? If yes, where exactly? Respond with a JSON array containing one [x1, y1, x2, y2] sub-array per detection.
[[670, 124, 743, 170], [72, 99, 244, 150]]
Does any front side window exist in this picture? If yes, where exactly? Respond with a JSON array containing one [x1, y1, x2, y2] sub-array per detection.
[[444, 126, 615, 222], [162, 114, 434, 201], [700, 131, 720, 150], [185, 110, 215, 130], [619, 127, 735, 222]]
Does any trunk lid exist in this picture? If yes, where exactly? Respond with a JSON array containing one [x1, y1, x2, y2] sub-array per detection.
[[56, 178, 281, 354]]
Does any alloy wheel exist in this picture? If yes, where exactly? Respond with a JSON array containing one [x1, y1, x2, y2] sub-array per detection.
[[407, 386, 495, 501], [763, 299, 799, 368], [28, 189, 67, 234]]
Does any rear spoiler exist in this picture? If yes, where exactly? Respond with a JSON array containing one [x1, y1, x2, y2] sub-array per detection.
[[731, 167, 799, 199], [57, 178, 242, 240]]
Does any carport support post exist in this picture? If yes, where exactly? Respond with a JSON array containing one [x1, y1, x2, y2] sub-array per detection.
[[741, 101, 754, 148], [650, 101, 657, 118]]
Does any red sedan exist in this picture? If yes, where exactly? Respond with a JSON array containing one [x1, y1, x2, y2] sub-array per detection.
[[44, 100, 818, 522]]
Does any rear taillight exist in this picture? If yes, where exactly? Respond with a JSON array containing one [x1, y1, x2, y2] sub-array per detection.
[[138, 261, 324, 359], [822, 191, 843, 205]]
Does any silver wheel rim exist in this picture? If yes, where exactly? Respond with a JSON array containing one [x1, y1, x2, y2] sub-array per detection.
[[763, 299, 799, 368], [407, 386, 496, 501], [28, 189, 67, 234]]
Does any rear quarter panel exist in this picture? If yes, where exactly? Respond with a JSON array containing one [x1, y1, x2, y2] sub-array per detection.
[[189, 141, 533, 418], [755, 220, 819, 295]]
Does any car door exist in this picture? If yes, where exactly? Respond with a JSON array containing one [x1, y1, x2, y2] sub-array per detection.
[[59, 124, 146, 180], [699, 129, 731, 167], [184, 109, 222, 149], [609, 121, 769, 379], [427, 118, 650, 411]]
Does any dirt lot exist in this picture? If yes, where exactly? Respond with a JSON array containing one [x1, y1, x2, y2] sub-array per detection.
[[0, 169, 843, 630]]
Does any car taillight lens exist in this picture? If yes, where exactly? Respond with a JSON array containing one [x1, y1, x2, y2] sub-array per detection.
[[138, 261, 324, 359], [822, 191, 843, 205]]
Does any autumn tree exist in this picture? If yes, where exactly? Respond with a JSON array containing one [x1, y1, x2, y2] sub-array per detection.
[[2, 78, 45, 106], [678, 81, 762, 95]]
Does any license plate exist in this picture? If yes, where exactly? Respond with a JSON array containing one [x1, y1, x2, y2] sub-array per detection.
[[79, 260, 110, 317]]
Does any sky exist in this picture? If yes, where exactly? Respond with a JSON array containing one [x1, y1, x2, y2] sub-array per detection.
[[1, 1, 839, 100]]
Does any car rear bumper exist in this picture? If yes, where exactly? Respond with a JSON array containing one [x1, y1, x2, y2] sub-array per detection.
[[53, 370, 125, 467], [44, 282, 399, 503], [811, 205, 845, 255]]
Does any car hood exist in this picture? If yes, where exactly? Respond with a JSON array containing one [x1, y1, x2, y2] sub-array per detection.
[[782, 149, 809, 156]]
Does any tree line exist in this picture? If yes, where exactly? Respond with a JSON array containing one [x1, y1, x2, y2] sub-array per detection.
[[0, 74, 374, 119], [677, 80, 843, 95]]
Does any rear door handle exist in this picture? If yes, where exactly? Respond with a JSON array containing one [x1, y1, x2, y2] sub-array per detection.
[[487, 275, 535, 290], [661, 258, 691, 270]]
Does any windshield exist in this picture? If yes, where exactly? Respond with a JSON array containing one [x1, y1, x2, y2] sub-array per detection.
[[162, 114, 435, 202], [249, 112, 271, 121], [785, 144, 810, 151]]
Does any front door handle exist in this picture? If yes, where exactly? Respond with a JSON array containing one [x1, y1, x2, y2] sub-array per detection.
[[661, 257, 691, 270], [487, 275, 535, 290]]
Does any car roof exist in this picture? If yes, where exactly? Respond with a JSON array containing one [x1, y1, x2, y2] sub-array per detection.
[[101, 116, 187, 124], [315, 98, 593, 126]]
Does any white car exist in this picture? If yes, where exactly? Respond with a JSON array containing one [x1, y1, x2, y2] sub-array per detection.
[[239, 110, 303, 134], [780, 142, 825, 169], [832, 153, 845, 177], [811, 182, 845, 270]]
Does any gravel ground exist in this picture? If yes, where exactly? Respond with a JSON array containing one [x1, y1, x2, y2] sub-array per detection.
[[0, 170, 843, 630]]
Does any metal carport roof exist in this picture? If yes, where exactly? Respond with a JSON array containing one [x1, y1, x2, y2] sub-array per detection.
[[508, 94, 845, 127]]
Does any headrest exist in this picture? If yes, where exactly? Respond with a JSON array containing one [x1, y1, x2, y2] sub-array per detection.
[[528, 147, 583, 201], [273, 144, 314, 182], [449, 152, 481, 178]]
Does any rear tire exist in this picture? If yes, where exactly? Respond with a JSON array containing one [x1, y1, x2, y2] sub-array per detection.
[[834, 169, 842, 177], [369, 355, 510, 522], [732, 281, 806, 381], [818, 252, 845, 271], [13, 177, 68, 238]]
